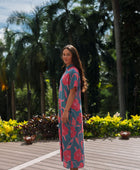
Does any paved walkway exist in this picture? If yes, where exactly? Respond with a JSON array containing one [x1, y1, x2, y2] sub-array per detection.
[[0, 137, 140, 170]]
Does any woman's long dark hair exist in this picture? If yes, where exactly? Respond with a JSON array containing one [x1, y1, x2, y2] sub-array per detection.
[[62, 44, 88, 93]]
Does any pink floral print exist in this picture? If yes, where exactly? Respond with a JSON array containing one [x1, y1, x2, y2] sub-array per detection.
[[58, 64, 85, 169], [74, 149, 82, 162], [64, 150, 71, 162]]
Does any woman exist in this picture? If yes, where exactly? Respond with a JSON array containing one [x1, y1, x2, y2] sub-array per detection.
[[58, 44, 87, 170]]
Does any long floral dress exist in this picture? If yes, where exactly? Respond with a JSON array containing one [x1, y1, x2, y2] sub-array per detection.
[[58, 64, 85, 169]]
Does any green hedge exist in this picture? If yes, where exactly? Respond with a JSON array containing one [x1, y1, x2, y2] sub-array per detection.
[[84, 114, 140, 138]]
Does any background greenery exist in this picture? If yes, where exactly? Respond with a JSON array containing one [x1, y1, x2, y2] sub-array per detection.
[[0, 0, 139, 121]]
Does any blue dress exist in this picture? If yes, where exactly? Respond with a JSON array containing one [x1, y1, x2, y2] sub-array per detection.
[[58, 64, 85, 169]]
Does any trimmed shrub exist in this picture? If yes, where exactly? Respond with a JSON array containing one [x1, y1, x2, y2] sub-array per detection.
[[84, 113, 140, 138]]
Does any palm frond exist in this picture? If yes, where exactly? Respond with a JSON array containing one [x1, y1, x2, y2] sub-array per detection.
[[7, 11, 30, 25]]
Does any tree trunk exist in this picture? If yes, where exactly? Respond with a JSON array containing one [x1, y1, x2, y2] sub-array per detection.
[[6, 89, 11, 120], [6, 90, 9, 120], [68, 32, 73, 44], [82, 60, 88, 113], [27, 82, 31, 120], [84, 91, 88, 113], [40, 72, 45, 115], [65, 8, 73, 44], [111, 0, 125, 119], [11, 80, 15, 119], [52, 78, 58, 115]]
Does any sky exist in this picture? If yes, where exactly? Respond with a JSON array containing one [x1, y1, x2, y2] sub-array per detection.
[[0, 0, 48, 40]]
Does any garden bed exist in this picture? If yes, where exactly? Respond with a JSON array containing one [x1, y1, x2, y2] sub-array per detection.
[[0, 114, 140, 142]]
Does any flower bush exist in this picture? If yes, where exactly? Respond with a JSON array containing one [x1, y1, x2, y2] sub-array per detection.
[[0, 118, 27, 142], [84, 113, 140, 138], [16, 115, 58, 140], [1, 113, 140, 142]]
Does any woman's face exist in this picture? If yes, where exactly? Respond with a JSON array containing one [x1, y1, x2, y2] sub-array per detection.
[[62, 49, 73, 66]]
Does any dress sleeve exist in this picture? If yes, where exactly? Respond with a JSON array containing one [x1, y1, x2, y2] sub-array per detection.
[[69, 69, 79, 90]]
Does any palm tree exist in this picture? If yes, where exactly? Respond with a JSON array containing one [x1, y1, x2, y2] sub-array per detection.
[[41, 3, 64, 114], [3, 28, 17, 119], [13, 37, 33, 119], [7, 6, 47, 117], [45, 0, 80, 45]]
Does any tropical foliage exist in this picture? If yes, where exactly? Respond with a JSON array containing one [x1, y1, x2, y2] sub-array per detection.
[[0, 0, 139, 121], [1, 114, 140, 142]]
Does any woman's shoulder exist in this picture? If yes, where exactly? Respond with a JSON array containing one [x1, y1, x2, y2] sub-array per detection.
[[68, 66, 79, 74]]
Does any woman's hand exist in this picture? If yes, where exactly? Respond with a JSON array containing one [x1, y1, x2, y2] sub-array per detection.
[[62, 110, 69, 123]]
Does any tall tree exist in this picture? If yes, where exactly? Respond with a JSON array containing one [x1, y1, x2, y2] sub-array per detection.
[[111, 0, 125, 118], [119, 0, 140, 116], [4, 29, 17, 119], [72, 0, 112, 114], [42, 3, 62, 114], [7, 6, 47, 116]]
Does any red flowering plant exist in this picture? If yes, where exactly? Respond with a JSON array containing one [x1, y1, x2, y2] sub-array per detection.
[[16, 115, 58, 141], [38, 115, 58, 139]]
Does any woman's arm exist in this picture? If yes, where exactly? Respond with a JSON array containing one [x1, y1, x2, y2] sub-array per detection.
[[62, 87, 77, 123]]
